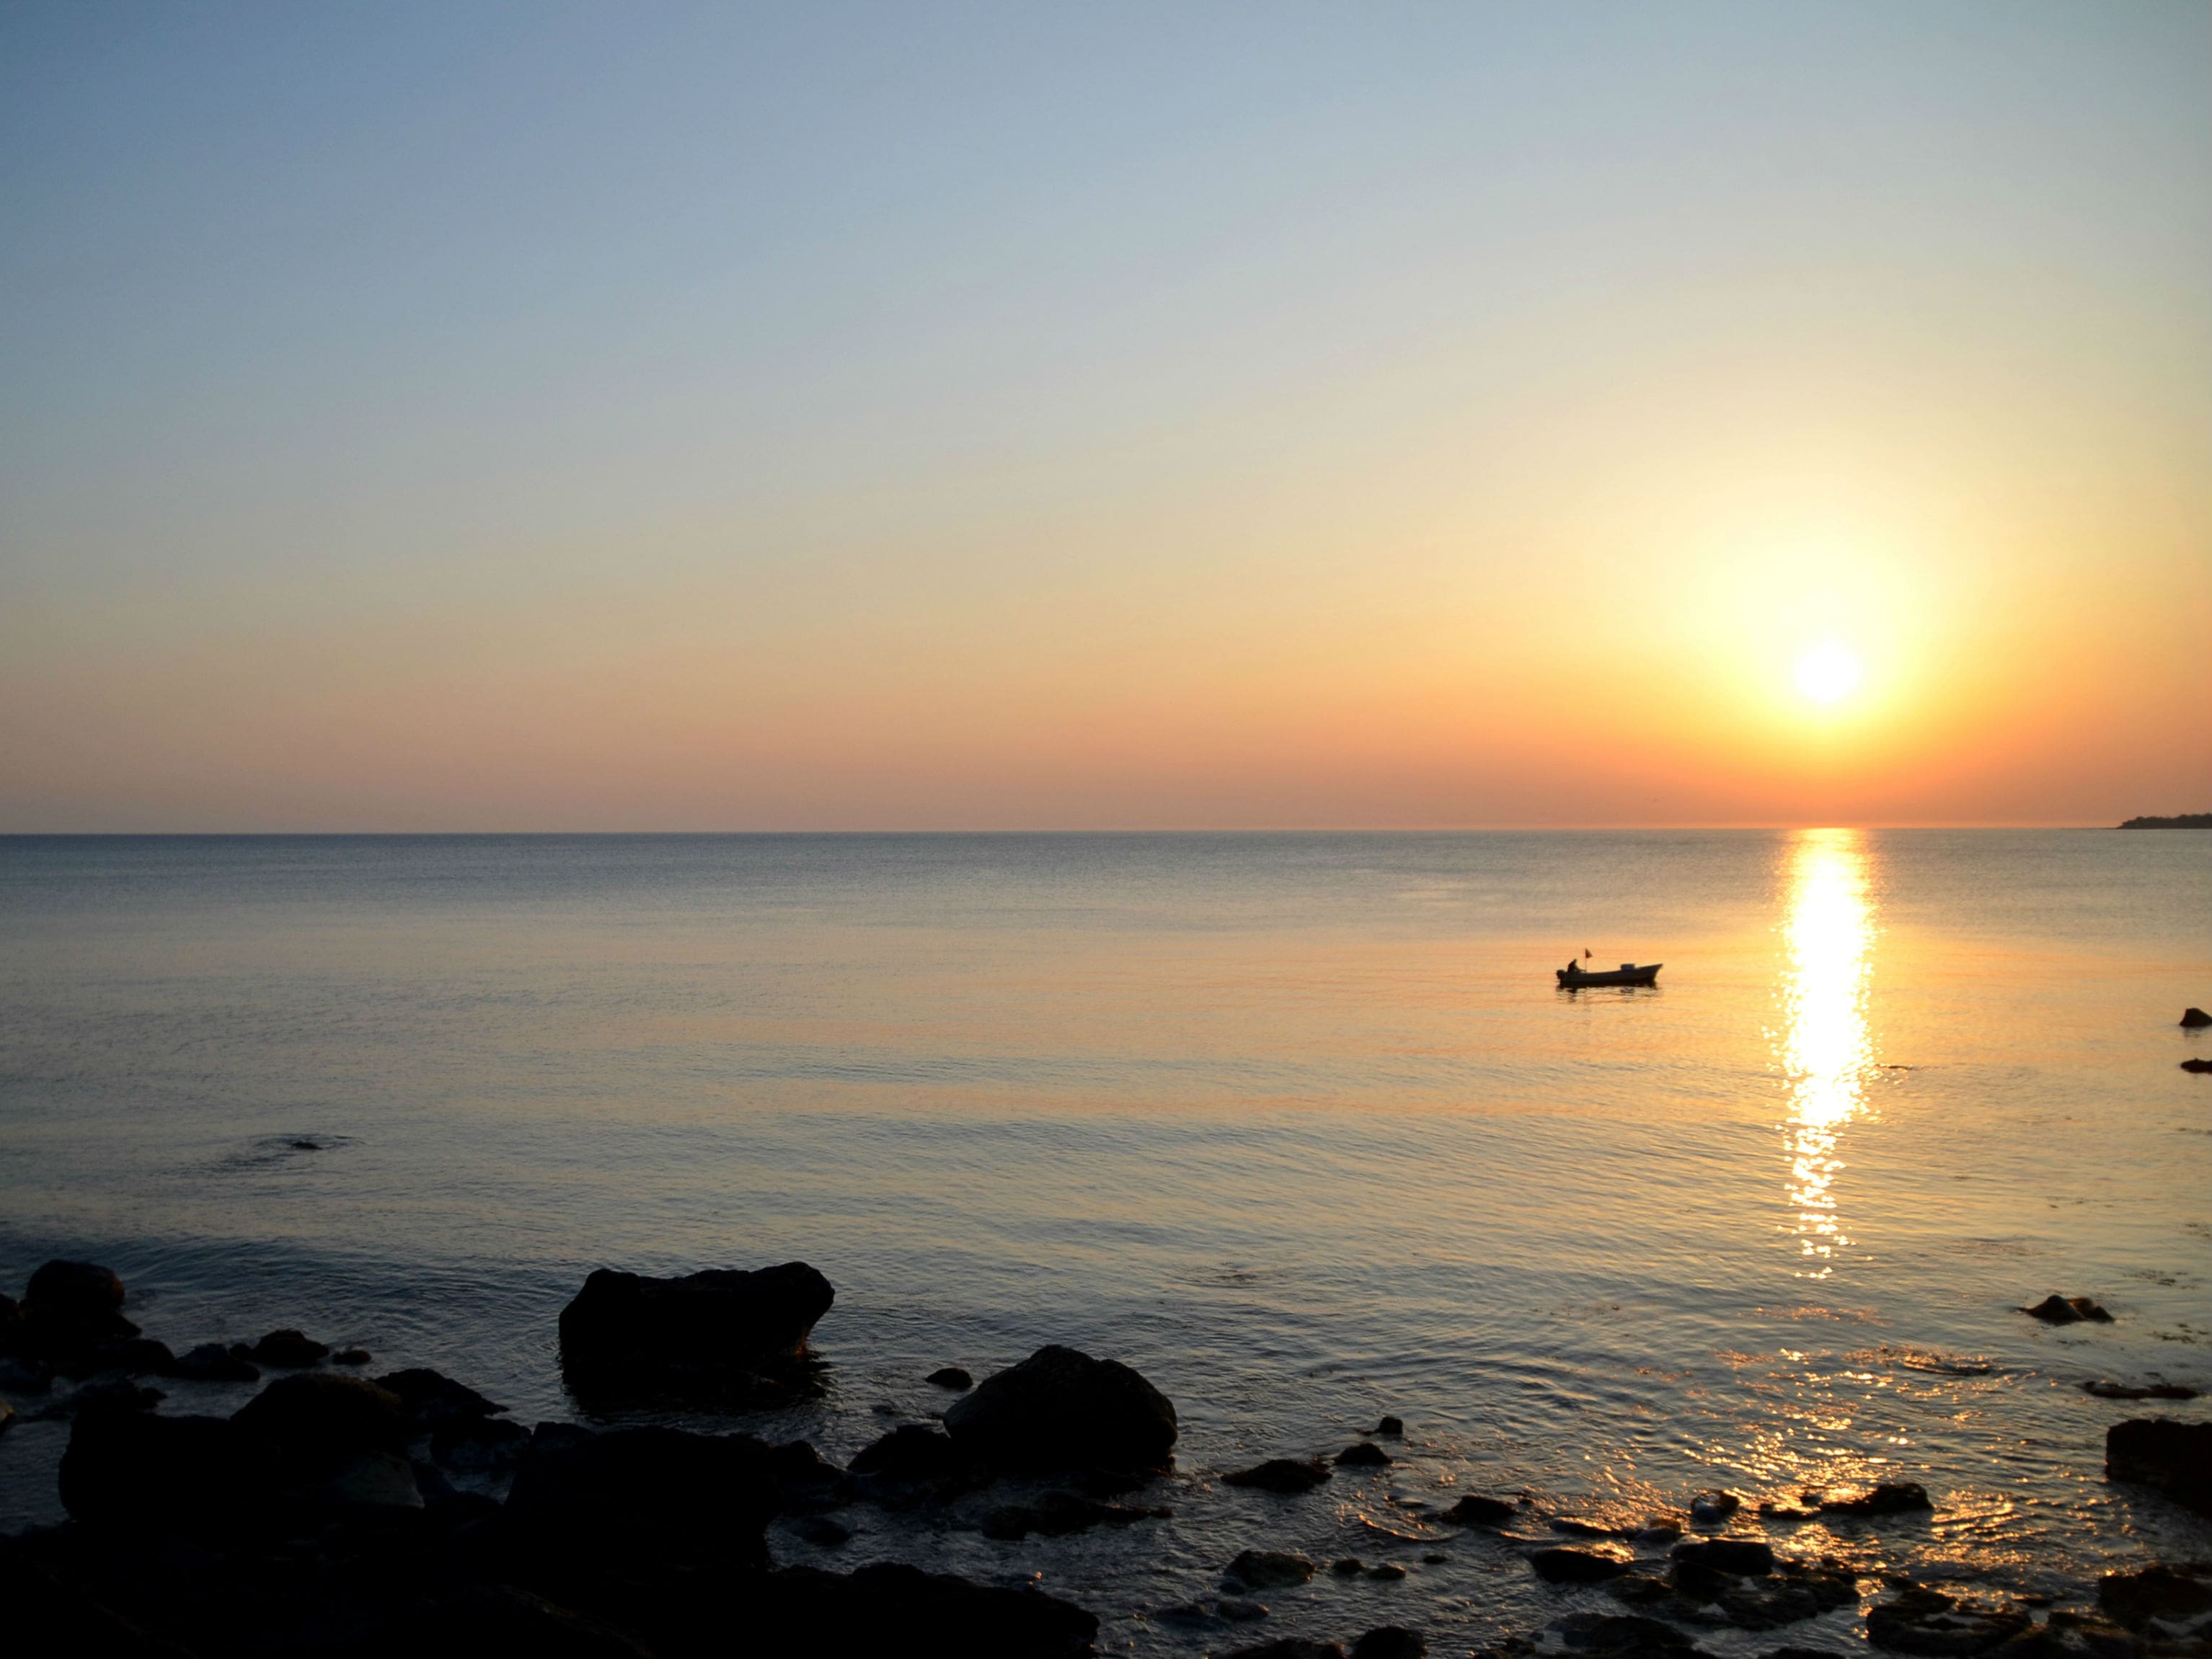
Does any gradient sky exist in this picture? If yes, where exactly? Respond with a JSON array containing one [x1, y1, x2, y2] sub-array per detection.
[[4, 2, 2207, 830]]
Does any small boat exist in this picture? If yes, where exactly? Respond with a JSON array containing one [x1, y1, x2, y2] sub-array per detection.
[[1557, 962, 1662, 988]]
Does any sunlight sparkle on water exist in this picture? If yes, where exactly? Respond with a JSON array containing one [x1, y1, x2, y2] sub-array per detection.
[[1778, 828, 1877, 1277]]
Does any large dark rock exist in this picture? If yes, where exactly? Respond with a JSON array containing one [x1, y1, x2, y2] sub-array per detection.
[[1224, 1456, 1333, 1493], [59, 1409, 270, 1526], [2105, 1417, 2212, 1516], [558, 1262, 833, 1400], [2097, 1564, 2212, 1629], [22, 1260, 138, 1353], [1867, 1587, 2031, 1655], [943, 1344, 1177, 1475], [374, 1366, 508, 1427], [1336, 1441, 1392, 1467], [231, 1371, 408, 1484], [505, 1423, 788, 1567]]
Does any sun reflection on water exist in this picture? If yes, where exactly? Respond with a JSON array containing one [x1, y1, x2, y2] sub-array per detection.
[[1778, 828, 1877, 1278]]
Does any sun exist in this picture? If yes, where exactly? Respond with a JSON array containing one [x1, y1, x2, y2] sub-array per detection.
[[1794, 642, 1862, 706]]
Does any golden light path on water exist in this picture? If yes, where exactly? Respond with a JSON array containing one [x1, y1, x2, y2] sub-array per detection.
[[1779, 828, 1877, 1278]]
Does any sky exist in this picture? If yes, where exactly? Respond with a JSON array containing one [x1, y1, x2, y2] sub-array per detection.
[[2, 1, 2206, 830]]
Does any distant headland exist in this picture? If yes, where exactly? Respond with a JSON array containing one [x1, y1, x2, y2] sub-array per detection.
[[2117, 813, 2212, 828]]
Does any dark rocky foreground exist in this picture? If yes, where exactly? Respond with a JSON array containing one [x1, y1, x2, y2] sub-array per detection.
[[5, 1258, 2212, 1658]]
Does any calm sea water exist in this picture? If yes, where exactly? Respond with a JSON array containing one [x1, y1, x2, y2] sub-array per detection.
[[2, 831, 2208, 1652]]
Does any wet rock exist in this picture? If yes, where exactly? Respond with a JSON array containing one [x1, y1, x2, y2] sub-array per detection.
[[926, 1366, 973, 1390], [789, 1514, 852, 1546], [1226, 1456, 1333, 1493], [1673, 1538, 1776, 1578], [1368, 1562, 1408, 1581], [330, 1347, 371, 1366], [943, 1343, 1177, 1475], [2105, 1418, 2212, 1517], [1220, 1596, 1273, 1622], [1336, 1441, 1392, 1467], [2022, 1296, 2113, 1325], [23, 1260, 138, 1353], [1554, 1517, 1633, 1539], [1373, 1415, 1405, 1437], [1690, 1491, 1741, 1524], [851, 1423, 965, 1482], [165, 1342, 258, 1383], [231, 1371, 407, 1483], [2083, 1380, 2198, 1401], [1333, 1557, 1366, 1575], [1868, 1586, 2032, 1655], [431, 1414, 530, 1471], [58, 1409, 270, 1524], [242, 1328, 329, 1367], [1638, 1522, 1685, 1544], [1531, 1547, 1634, 1584], [1226, 1549, 1317, 1589], [1997, 1611, 2141, 1659], [1423, 1551, 1448, 1564], [1607, 1573, 1674, 1607], [1442, 1493, 1518, 1526], [1226, 1642, 1348, 1659], [1758, 1499, 1822, 1521], [373, 1366, 508, 1427], [2098, 1565, 2212, 1630], [1354, 1628, 1427, 1659], [1819, 1482, 1934, 1516], [1717, 1565, 1859, 1631], [2181, 1008, 2211, 1028], [557, 1261, 834, 1402], [327, 1448, 424, 1509], [2182, 1058, 2212, 1074], [981, 1491, 1169, 1540]]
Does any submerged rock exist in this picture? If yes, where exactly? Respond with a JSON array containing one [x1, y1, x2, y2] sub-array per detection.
[[1372, 1415, 1404, 1437], [943, 1344, 1177, 1475], [926, 1366, 973, 1390], [1225, 1456, 1333, 1493], [557, 1262, 833, 1402], [1531, 1547, 1634, 1584], [2082, 1379, 2198, 1401], [1335, 1441, 1392, 1467], [1226, 1549, 1317, 1589], [1689, 1491, 1741, 1524], [2105, 1418, 2212, 1516], [242, 1328, 329, 1367], [2021, 1296, 2112, 1325], [166, 1342, 259, 1383], [1441, 1493, 1518, 1526]]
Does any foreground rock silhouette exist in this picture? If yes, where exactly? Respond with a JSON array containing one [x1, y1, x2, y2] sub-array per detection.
[[943, 1343, 1178, 1475]]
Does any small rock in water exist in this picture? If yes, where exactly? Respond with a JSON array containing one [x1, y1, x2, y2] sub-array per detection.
[[2180, 1007, 2211, 1028], [1531, 1547, 1634, 1584], [1673, 1538, 1776, 1577], [1758, 1498, 1821, 1521], [1367, 1562, 1407, 1581], [1353, 1629, 1428, 1659], [1637, 1521, 1684, 1544], [289, 1138, 322, 1150], [329, 1347, 371, 1366], [1558, 1614, 1696, 1654], [1332, 1557, 1366, 1575], [2082, 1379, 2198, 1401], [1423, 1551, 1448, 1564], [1689, 1490, 1741, 1524], [1225, 1456, 1333, 1493], [2182, 1058, 2212, 1074], [2021, 1295, 2113, 1325], [944, 1342, 1178, 1475], [1372, 1415, 1404, 1437], [926, 1366, 973, 1390], [1818, 1481, 1933, 1516], [167, 1342, 259, 1383], [244, 1328, 329, 1367], [1441, 1493, 1518, 1526], [375, 1366, 508, 1426], [1226, 1549, 1317, 1589], [1336, 1441, 1392, 1467]]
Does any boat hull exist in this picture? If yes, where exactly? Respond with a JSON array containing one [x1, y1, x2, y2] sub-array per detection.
[[1557, 964, 1661, 988]]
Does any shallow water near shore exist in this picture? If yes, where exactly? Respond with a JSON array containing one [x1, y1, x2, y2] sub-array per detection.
[[2, 830, 2208, 1653]]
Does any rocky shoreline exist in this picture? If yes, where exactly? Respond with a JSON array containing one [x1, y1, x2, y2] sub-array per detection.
[[4, 1257, 2211, 1658]]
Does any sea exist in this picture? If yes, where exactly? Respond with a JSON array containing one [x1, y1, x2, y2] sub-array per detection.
[[1, 831, 2208, 1653]]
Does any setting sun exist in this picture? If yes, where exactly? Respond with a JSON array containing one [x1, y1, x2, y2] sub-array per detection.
[[1795, 642, 1864, 707]]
